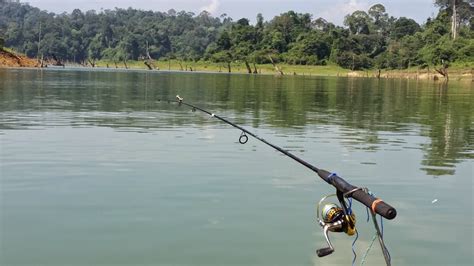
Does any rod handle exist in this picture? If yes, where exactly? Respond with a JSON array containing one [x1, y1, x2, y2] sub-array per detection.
[[317, 169, 397, 220]]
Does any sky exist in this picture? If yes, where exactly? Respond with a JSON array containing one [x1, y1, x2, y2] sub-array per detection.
[[23, 0, 439, 26]]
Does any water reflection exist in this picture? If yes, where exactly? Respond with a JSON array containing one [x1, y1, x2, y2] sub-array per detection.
[[0, 68, 472, 176]]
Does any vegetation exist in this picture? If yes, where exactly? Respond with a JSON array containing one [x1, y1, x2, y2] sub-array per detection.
[[0, 0, 472, 71]]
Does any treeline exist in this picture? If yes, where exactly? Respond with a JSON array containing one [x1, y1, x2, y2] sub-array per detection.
[[0, 0, 472, 70]]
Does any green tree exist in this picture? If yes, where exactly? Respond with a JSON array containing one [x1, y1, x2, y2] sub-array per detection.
[[434, 0, 473, 39], [255, 13, 265, 44], [368, 4, 389, 34], [87, 34, 103, 65], [311, 17, 332, 32], [344, 11, 371, 35], [256, 13, 264, 30], [335, 51, 373, 70], [101, 47, 118, 63], [211, 50, 233, 72], [390, 17, 421, 39], [285, 32, 331, 65], [264, 30, 286, 53], [380, 33, 424, 69], [217, 30, 231, 50], [265, 11, 312, 50], [419, 35, 456, 65]]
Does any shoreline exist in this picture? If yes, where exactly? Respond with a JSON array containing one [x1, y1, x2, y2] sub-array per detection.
[[1, 52, 472, 81], [93, 60, 473, 81], [0, 48, 39, 68]]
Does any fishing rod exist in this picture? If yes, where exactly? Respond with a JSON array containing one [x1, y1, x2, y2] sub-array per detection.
[[175, 95, 396, 265]]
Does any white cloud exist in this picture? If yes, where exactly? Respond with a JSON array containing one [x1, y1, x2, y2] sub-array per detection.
[[345, 0, 369, 13], [200, 0, 220, 15], [316, 0, 370, 25]]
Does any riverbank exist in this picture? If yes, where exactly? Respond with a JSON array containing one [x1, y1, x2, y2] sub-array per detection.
[[94, 59, 473, 81], [93, 60, 352, 77], [1, 52, 472, 81], [0, 48, 38, 68], [362, 65, 473, 81]]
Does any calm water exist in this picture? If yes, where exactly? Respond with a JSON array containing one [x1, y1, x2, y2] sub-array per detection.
[[0, 68, 472, 266]]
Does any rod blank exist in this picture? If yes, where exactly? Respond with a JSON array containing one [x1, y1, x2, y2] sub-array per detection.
[[176, 95, 397, 220]]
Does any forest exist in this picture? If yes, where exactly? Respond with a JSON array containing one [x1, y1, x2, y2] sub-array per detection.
[[0, 0, 472, 71]]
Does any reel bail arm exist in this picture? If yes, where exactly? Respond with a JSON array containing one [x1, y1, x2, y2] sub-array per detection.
[[315, 192, 355, 258]]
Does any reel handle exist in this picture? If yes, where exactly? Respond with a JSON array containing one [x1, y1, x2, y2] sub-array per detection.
[[316, 247, 334, 257], [317, 223, 338, 257]]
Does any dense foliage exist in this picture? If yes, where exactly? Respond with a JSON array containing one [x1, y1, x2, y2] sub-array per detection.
[[0, 0, 472, 70]]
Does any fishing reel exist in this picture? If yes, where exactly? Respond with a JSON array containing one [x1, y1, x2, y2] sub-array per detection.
[[316, 192, 356, 257]]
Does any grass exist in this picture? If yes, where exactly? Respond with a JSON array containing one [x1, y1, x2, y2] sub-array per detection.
[[93, 59, 352, 76], [93, 59, 473, 79], [1, 47, 19, 54]]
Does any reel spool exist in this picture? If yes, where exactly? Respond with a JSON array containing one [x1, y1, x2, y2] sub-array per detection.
[[316, 193, 356, 257]]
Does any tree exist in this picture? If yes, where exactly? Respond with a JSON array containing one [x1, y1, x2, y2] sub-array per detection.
[[344, 11, 371, 35], [119, 34, 141, 61], [211, 50, 233, 72], [101, 47, 120, 67], [255, 13, 264, 44], [390, 17, 421, 39], [455, 37, 474, 62], [335, 51, 373, 70], [368, 4, 386, 23], [266, 11, 312, 48], [231, 18, 256, 44], [286, 32, 331, 65], [217, 30, 231, 50], [419, 35, 456, 66], [266, 30, 286, 52], [380, 33, 424, 69], [311, 17, 330, 31], [368, 4, 389, 34], [87, 34, 103, 66], [256, 13, 264, 30], [434, 0, 474, 39], [236, 18, 249, 27]]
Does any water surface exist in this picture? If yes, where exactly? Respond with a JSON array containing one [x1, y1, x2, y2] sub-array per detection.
[[1, 68, 473, 265]]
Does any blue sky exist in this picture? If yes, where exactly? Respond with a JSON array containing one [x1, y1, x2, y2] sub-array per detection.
[[24, 0, 439, 25]]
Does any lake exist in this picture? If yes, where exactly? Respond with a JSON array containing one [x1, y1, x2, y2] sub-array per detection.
[[0, 68, 472, 266]]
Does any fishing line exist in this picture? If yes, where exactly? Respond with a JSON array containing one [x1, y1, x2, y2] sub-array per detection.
[[351, 229, 359, 266], [360, 234, 377, 266]]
